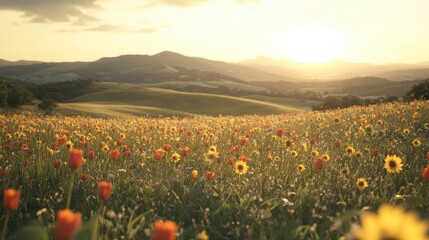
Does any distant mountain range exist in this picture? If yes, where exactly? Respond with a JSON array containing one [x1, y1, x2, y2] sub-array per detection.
[[0, 59, 42, 67], [240, 56, 429, 81], [1, 51, 429, 84], [0, 51, 293, 84]]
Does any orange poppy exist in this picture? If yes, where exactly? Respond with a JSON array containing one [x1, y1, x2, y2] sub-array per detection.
[[152, 220, 178, 240], [98, 181, 113, 200], [67, 148, 83, 170], [3, 189, 20, 211], [54, 209, 82, 240]]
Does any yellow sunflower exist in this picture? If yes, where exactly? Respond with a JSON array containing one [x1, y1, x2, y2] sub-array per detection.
[[345, 146, 355, 156], [340, 166, 350, 177], [403, 128, 410, 135], [102, 145, 110, 152], [297, 164, 305, 173], [311, 150, 319, 157], [234, 160, 249, 175], [204, 150, 219, 163], [197, 230, 209, 240], [412, 138, 421, 147], [356, 204, 429, 240], [355, 151, 362, 158], [384, 155, 403, 173], [356, 178, 368, 190], [290, 150, 298, 158], [321, 154, 330, 161], [65, 141, 74, 149], [170, 152, 181, 163], [364, 124, 374, 133]]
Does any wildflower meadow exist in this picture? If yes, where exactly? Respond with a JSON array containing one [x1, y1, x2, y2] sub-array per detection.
[[1, 100, 429, 239]]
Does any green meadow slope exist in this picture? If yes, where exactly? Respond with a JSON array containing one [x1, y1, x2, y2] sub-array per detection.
[[62, 82, 304, 117]]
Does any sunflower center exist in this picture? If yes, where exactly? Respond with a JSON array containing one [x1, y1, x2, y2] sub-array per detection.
[[238, 165, 244, 171], [358, 181, 364, 186], [381, 236, 399, 240], [389, 160, 397, 168]]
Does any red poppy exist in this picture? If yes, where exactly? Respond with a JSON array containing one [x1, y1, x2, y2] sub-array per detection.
[[152, 220, 178, 240], [276, 128, 284, 137], [53, 159, 61, 169], [162, 144, 172, 152], [54, 209, 81, 240], [3, 189, 20, 211], [58, 137, 66, 145], [87, 149, 95, 160], [110, 149, 120, 160], [205, 171, 215, 180], [98, 181, 113, 200], [67, 148, 83, 170], [154, 152, 163, 160], [371, 149, 380, 157], [423, 165, 429, 182], [314, 157, 324, 170], [80, 174, 87, 182]]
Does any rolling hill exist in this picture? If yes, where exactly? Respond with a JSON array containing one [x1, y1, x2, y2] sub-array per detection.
[[0, 51, 294, 84], [0, 59, 42, 67], [251, 77, 423, 97], [240, 56, 429, 81], [58, 82, 305, 117]]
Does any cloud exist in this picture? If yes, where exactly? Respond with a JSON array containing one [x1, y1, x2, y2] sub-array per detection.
[[143, 0, 209, 8], [0, 0, 99, 23], [58, 24, 158, 33], [85, 24, 125, 32]]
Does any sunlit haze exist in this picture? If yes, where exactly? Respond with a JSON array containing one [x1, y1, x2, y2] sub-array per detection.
[[1, 0, 428, 63]]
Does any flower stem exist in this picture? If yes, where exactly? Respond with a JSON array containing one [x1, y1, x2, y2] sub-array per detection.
[[92, 200, 104, 240], [1, 211, 10, 240], [66, 170, 76, 209]]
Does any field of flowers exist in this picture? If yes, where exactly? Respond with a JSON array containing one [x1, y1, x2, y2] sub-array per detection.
[[1, 100, 429, 240]]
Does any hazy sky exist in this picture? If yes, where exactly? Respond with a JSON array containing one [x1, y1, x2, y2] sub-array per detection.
[[1, 0, 428, 63]]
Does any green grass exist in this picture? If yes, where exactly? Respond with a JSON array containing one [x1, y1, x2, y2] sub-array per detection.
[[66, 82, 305, 116], [243, 95, 321, 110], [57, 102, 194, 118], [142, 80, 269, 91]]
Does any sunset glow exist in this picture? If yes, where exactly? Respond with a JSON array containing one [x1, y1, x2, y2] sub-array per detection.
[[0, 0, 428, 63], [266, 25, 343, 62]]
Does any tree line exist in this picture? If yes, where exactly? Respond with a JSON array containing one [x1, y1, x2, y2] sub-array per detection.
[[312, 78, 429, 110], [0, 79, 95, 114]]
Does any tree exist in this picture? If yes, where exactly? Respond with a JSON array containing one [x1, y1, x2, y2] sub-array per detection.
[[37, 99, 57, 114], [6, 84, 32, 107], [0, 84, 8, 107], [404, 79, 429, 101]]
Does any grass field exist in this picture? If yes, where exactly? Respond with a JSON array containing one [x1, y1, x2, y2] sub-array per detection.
[[64, 82, 305, 117], [1, 100, 429, 239]]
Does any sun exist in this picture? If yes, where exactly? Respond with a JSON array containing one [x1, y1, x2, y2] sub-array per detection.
[[266, 25, 342, 62]]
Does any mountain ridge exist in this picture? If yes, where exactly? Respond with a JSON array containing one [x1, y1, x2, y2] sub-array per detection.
[[1, 51, 429, 83]]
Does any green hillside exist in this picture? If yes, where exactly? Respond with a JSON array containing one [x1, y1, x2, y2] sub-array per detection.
[[243, 95, 321, 110], [65, 82, 304, 116]]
